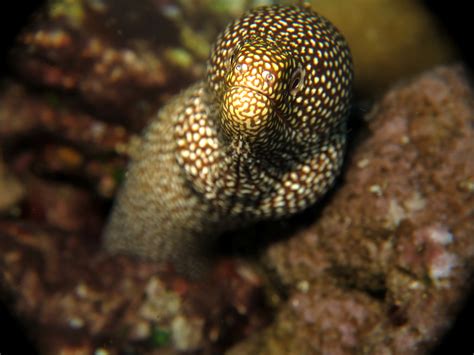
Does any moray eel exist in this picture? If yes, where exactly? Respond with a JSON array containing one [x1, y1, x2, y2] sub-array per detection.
[[104, 5, 353, 276]]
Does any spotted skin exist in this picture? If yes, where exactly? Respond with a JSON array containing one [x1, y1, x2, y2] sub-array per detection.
[[104, 5, 353, 276]]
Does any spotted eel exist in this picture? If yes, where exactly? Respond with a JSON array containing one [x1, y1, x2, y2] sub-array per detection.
[[104, 5, 353, 276]]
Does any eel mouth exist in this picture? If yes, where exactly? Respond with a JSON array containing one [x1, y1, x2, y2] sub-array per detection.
[[231, 84, 270, 100]]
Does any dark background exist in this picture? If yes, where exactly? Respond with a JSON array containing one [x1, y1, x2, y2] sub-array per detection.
[[0, 1, 472, 354]]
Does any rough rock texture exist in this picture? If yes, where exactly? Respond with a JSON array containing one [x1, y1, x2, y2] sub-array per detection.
[[228, 65, 474, 354], [0, 152, 25, 212], [0, 84, 131, 201], [0, 221, 270, 354]]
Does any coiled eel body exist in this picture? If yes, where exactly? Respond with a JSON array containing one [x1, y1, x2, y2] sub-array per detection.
[[104, 5, 353, 276]]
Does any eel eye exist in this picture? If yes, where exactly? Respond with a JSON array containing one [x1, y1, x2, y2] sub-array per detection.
[[228, 41, 243, 66], [290, 67, 305, 95], [263, 71, 275, 84], [229, 47, 238, 65]]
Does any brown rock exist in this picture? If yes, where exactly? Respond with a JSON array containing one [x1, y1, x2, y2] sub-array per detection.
[[0, 220, 270, 353], [0, 152, 25, 213], [10, 0, 207, 131]]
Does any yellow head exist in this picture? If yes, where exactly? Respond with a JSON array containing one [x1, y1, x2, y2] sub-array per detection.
[[207, 6, 353, 156], [219, 38, 297, 140]]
